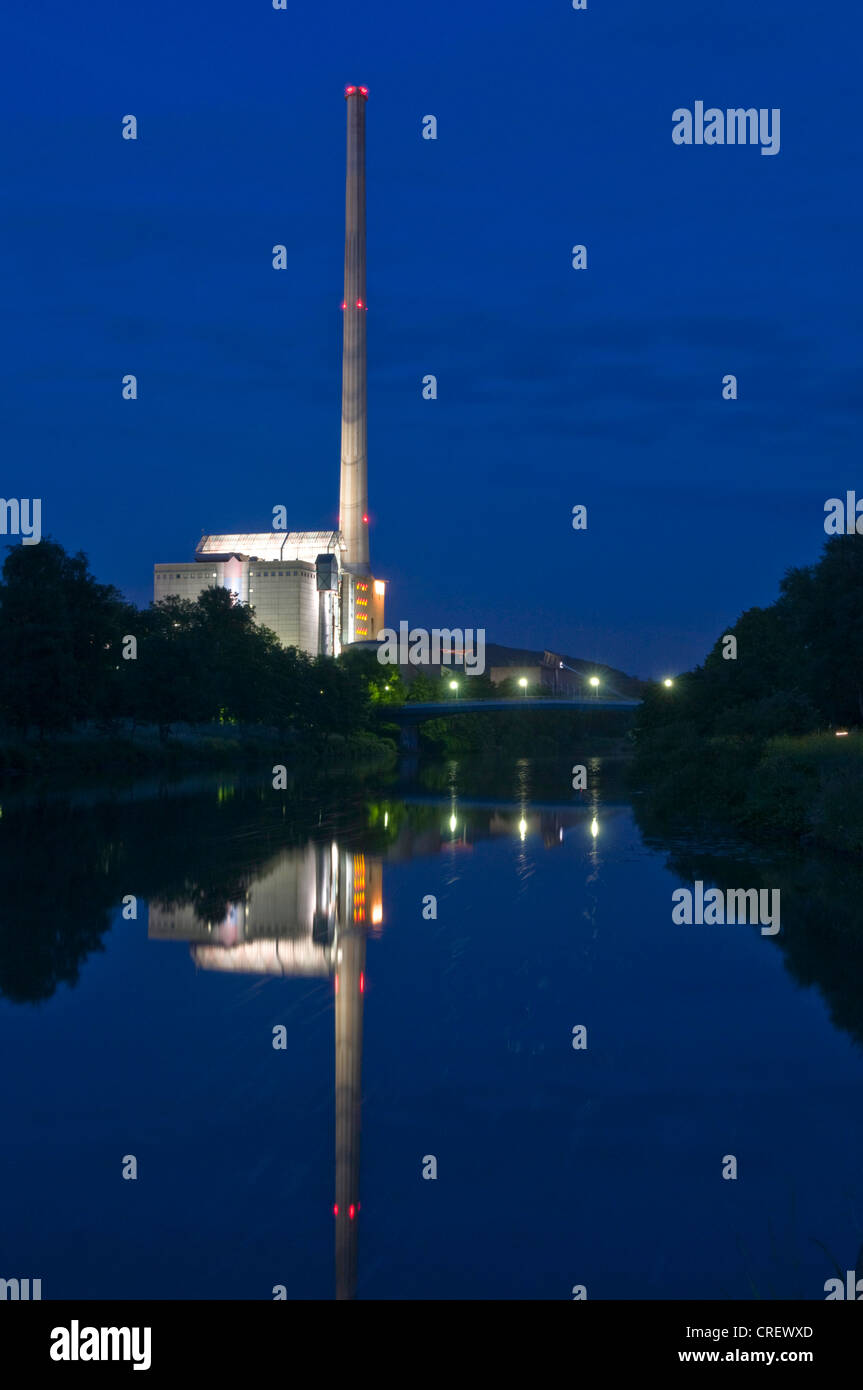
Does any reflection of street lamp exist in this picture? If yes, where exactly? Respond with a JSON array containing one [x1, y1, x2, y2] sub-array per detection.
[[518, 816, 527, 841], [590, 817, 599, 838], [519, 677, 528, 698]]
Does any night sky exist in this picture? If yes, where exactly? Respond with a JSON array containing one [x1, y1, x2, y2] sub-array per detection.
[[4, 0, 861, 677]]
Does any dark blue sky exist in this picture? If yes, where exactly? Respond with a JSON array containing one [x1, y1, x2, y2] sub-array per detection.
[[4, 0, 860, 676]]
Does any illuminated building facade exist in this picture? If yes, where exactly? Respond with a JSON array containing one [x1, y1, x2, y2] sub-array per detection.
[[152, 86, 385, 656]]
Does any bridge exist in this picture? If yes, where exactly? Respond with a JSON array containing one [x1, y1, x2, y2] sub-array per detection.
[[388, 696, 641, 750]]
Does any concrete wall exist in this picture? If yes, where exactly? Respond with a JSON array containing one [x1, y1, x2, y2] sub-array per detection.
[[248, 560, 319, 653], [153, 563, 220, 605]]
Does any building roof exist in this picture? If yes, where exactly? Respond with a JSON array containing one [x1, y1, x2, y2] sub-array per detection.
[[195, 531, 343, 562], [190, 939, 330, 976]]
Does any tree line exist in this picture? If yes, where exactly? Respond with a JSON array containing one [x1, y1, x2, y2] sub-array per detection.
[[632, 535, 863, 839], [0, 538, 378, 739], [0, 538, 575, 744], [636, 534, 863, 746]]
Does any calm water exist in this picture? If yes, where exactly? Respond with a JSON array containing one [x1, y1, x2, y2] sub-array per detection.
[[1, 757, 862, 1300]]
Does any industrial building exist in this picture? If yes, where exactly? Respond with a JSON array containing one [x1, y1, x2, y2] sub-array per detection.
[[153, 86, 385, 655], [485, 646, 645, 699]]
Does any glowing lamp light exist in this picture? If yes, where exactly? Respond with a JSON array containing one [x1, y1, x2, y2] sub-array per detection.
[[663, 678, 674, 688], [333, 1204, 339, 1216], [359, 86, 368, 95], [356, 299, 363, 308], [518, 817, 527, 840], [590, 817, 599, 838], [334, 974, 339, 995], [836, 729, 849, 736], [449, 814, 457, 833], [362, 514, 369, 523], [345, 86, 356, 95], [349, 1205, 356, 1220], [589, 676, 600, 688], [371, 902, 383, 925], [373, 580, 385, 596], [359, 972, 365, 994]]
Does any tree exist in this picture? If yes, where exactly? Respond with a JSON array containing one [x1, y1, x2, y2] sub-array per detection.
[[636, 533, 863, 744], [0, 537, 132, 735]]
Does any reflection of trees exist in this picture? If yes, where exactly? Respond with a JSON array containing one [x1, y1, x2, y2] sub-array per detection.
[[638, 821, 863, 1052], [0, 802, 122, 1003]]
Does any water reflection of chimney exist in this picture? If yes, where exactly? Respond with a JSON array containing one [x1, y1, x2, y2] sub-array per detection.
[[149, 838, 377, 1303], [334, 849, 366, 1300]]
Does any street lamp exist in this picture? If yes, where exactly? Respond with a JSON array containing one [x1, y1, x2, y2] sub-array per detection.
[[662, 678, 674, 688], [449, 680, 459, 700], [519, 677, 528, 698]]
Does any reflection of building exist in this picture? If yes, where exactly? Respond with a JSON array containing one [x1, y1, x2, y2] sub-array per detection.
[[152, 87, 386, 655], [150, 843, 381, 979], [149, 841, 380, 1301]]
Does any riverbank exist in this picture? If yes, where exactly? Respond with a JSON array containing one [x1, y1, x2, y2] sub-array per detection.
[[0, 723, 398, 782], [632, 729, 863, 854]]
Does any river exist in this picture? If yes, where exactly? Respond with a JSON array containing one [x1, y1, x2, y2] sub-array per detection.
[[1, 755, 861, 1300]]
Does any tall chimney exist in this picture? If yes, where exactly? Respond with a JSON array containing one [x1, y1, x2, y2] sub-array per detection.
[[339, 86, 370, 575]]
